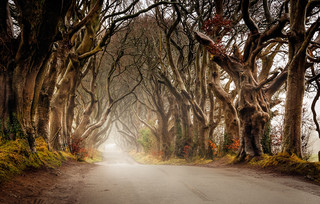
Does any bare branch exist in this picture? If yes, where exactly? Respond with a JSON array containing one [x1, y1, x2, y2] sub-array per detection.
[[241, 0, 259, 34], [310, 66, 320, 138], [67, 0, 104, 39], [256, 71, 279, 90], [263, 0, 273, 24]]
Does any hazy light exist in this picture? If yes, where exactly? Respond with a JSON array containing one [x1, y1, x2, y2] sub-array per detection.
[[104, 143, 118, 152]]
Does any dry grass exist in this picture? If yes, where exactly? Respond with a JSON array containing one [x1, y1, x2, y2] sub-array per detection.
[[131, 151, 320, 183], [246, 153, 320, 183], [130, 151, 212, 165], [84, 149, 103, 163]]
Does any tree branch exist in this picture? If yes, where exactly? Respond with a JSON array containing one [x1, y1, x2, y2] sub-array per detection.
[[241, 0, 259, 34], [67, 0, 104, 39]]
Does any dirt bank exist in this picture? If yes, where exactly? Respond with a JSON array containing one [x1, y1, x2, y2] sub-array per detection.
[[0, 159, 94, 204]]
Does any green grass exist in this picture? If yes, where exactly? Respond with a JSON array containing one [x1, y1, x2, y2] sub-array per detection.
[[0, 137, 73, 184]]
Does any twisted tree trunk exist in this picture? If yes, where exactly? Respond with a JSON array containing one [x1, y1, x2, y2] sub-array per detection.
[[233, 67, 270, 159], [0, 0, 72, 151]]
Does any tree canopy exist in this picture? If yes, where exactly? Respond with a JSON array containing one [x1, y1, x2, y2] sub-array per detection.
[[0, 0, 319, 161]]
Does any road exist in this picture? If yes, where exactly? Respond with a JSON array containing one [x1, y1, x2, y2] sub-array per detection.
[[75, 151, 320, 204]]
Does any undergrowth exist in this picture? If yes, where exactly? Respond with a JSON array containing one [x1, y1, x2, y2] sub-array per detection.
[[0, 137, 73, 184], [246, 153, 320, 183], [131, 150, 320, 184], [84, 149, 103, 163]]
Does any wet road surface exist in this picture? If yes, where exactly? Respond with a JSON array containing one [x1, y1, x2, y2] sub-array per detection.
[[76, 151, 320, 204]]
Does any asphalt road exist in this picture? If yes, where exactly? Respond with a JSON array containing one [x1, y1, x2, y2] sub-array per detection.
[[76, 151, 320, 204]]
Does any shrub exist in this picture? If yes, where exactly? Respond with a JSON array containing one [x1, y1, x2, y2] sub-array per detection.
[[226, 139, 239, 153], [208, 140, 218, 156], [70, 138, 88, 161], [183, 145, 192, 160], [137, 128, 155, 153]]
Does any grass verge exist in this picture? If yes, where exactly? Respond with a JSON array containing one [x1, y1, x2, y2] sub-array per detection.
[[84, 149, 103, 163], [0, 137, 74, 184], [129, 151, 212, 165], [245, 153, 320, 183], [131, 151, 320, 183]]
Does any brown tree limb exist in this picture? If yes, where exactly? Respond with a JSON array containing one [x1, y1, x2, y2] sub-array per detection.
[[79, 1, 176, 60], [241, 0, 259, 34], [256, 71, 279, 90], [67, 0, 104, 39], [132, 108, 160, 140], [264, 66, 288, 100], [311, 66, 320, 138], [263, 0, 273, 24], [307, 73, 320, 83]]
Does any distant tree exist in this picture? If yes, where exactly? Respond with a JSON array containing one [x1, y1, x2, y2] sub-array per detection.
[[0, 0, 174, 153]]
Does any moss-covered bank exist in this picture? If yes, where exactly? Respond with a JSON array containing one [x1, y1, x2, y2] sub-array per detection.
[[245, 153, 320, 183], [0, 137, 73, 184]]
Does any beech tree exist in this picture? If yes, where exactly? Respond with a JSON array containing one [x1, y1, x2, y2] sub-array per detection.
[[154, 1, 224, 158], [2, 0, 319, 161], [282, 0, 320, 157], [195, 0, 320, 159], [0, 0, 173, 152], [0, 0, 73, 151], [196, 0, 290, 159]]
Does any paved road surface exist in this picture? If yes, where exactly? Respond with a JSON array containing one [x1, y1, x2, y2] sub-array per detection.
[[75, 151, 320, 204]]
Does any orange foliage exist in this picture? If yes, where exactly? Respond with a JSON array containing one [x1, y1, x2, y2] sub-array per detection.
[[208, 140, 218, 155], [200, 14, 232, 55], [226, 139, 240, 152], [70, 138, 88, 160], [152, 151, 163, 158], [201, 14, 232, 37], [183, 145, 191, 159]]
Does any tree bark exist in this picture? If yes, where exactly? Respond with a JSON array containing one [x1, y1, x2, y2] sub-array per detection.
[[49, 59, 77, 149], [36, 52, 59, 142], [282, 0, 309, 157], [209, 62, 240, 140], [194, 5, 289, 159], [160, 113, 171, 160], [0, 0, 72, 151], [237, 68, 270, 159]]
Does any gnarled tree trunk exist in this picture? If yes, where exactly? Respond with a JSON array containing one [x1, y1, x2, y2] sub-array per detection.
[[0, 0, 72, 151], [237, 68, 270, 159]]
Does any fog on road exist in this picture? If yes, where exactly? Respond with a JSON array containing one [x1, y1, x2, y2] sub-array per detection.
[[75, 150, 320, 204]]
